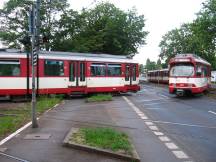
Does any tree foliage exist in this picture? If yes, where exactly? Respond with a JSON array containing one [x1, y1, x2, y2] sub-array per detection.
[[139, 64, 145, 74], [0, 0, 69, 49], [145, 58, 163, 70], [0, 1, 148, 56], [159, 0, 216, 69], [52, 2, 148, 55]]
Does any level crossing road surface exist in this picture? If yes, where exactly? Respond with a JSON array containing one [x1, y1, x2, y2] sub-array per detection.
[[129, 83, 216, 162], [0, 83, 215, 162]]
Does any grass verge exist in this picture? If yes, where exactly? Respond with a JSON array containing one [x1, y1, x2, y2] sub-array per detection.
[[87, 94, 112, 102], [0, 95, 63, 140], [70, 127, 132, 155]]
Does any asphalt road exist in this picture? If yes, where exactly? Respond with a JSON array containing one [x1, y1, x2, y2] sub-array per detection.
[[128, 83, 216, 162], [0, 83, 215, 162]]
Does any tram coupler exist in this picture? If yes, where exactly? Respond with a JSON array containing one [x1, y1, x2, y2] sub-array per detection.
[[176, 89, 184, 97]]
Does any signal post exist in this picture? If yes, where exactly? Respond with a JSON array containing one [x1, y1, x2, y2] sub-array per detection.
[[29, 0, 40, 128]]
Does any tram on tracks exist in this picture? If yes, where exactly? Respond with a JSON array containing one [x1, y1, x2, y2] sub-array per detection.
[[0, 49, 140, 98], [169, 54, 211, 96], [147, 69, 169, 84]]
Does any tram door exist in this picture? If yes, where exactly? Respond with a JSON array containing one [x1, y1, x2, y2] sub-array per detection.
[[69, 61, 86, 87], [125, 64, 137, 85]]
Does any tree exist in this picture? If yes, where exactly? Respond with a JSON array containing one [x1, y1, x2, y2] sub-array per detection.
[[156, 58, 162, 69], [159, 23, 195, 64], [145, 58, 157, 70], [52, 2, 148, 55], [139, 64, 145, 74], [159, 0, 216, 69], [0, 1, 148, 56], [0, 0, 69, 50]]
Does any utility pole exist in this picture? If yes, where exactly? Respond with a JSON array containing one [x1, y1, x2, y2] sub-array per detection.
[[29, 0, 40, 128]]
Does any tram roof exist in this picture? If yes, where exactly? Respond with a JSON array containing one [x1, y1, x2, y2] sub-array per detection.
[[148, 69, 169, 73], [170, 54, 211, 66], [0, 49, 138, 63]]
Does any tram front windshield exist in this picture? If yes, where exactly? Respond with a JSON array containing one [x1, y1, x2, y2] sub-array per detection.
[[170, 63, 194, 77]]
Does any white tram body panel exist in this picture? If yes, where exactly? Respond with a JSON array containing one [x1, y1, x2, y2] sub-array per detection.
[[87, 77, 124, 87], [0, 78, 26, 89]]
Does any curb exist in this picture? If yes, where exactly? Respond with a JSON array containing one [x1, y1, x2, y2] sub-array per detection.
[[0, 101, 61, 146], [63, 128, 140, 162]]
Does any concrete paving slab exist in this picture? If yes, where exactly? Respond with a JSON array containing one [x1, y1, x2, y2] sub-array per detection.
[[0, 147, 7, 152], [23, 134, 51, 140]]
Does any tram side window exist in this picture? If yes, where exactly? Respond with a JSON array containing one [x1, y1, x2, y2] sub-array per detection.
[[90, 63, 106, 76], [196, 65, 202, 77], [44, 60, 64, 76], [196, 65, 208, 77], [0, 60, 20, 76], [108, 64, 121, 76], [80, 63, 85, 81], [133, 65, 136, 81]]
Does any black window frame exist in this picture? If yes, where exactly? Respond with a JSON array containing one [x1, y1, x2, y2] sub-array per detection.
[[44, 60, 64, 76], [132, 64, 136, 81], [69, 62, 75, 81], [80, 62, 85, 81], [125, 65, 130, 81], [90, 63, 106, 77], [107, 64, 122, 76], [0, 59, 21, 77]]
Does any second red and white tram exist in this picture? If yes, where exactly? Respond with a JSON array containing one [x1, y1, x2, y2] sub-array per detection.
[[169, 54, 211, 96], [147, 69, 169, 84], [0, 49, 140, 97]]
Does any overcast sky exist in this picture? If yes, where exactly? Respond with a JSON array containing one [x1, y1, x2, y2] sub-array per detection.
[[0, 0, 205, 64]]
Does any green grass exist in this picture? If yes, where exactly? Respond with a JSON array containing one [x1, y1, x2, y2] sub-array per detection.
[[87, 94, 112, 102], [71, 127, 132, 155], [0, 95, 63, 140]]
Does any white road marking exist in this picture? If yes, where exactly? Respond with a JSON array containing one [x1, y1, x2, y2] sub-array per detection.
[[54, 104, 59, 108], [0, 122, 32, 145], [153, 131, 164, 136], [0, 116, 40, 146], [149, 126, 159, 131], [150, 120, 216, 129], [143, 103, 168, 106], [165, 142, 179, 150], [145, 121, 154, 126], [141, 116, 148, 120], [159, 136, 171, 142], [138, 112, 144, 116], [172, 151, 189, 159], [140, 98, 165, 102], [158, 94, 170, 99], [135, 110, 142, 114], [139, 113, 146, 117], [208, 110, 216, 115], [122, 96, 191, 160]]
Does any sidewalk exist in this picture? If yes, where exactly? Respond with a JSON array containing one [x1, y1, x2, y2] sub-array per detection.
[[0, 95, 180, 162]]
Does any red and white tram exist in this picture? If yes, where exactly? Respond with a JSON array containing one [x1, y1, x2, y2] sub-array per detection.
[[169, 54, 211, 96], [0, 49, 140, 97], [147, 69, 169, 84]]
